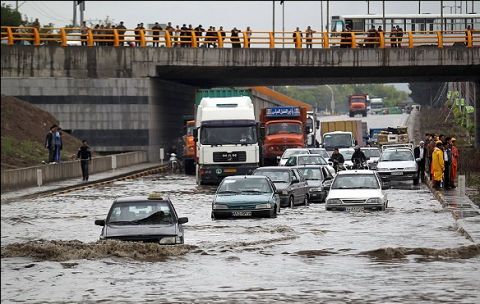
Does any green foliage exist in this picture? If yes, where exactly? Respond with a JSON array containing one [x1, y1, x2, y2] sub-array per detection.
[[1, 3, 22, 26], [1, 136, 46, 163], [408, 82, 443, 106], [276, 84, 407, 113]]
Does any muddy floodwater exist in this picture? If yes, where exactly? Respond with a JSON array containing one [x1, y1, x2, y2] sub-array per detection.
[[2, 174, 480, 303]]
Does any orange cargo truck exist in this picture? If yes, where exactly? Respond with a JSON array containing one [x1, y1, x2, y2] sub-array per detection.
[[349, 94, 369, 117], [260, 106, 308, 166], [183, 120, 196, 174]]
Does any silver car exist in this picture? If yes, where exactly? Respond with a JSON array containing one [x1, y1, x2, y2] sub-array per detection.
[[294, 165, 334, 203], [253, 166, 310, 208]]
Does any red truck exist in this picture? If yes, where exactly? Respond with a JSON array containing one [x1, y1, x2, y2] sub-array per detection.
[[183, 120, 196, 174], [349, 94, 369, 117], [260, 106, 308, 166]]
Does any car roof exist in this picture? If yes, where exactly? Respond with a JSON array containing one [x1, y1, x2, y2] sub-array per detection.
[[291, 154, 318, 157], [292, 165, 327, 169], [114, 196, 171, 203], [336, 170, 377, 175], [382, 148, 413, 152], [339, 148, 354, 151], [361, 147, 380, 150], [223, 175, 269, 180], [255, 166, 294, 171], [309, 148, 327, 151]]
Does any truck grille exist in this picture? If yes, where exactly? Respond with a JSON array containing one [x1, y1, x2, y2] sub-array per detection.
[[213, 151, 246, 162]]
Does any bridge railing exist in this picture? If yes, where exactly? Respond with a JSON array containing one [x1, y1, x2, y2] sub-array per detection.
[[1, 26, 479, 48]]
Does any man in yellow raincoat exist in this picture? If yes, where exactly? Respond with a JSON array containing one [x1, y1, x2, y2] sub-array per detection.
[[431, 140, 444, 189]]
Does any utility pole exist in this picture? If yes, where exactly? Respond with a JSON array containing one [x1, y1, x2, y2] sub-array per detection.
[[281, 1, 285, 48], [272, 1, 275, 33], [326, 0, 329, 32], [382, 0, 386, 33], [367, 0, 370, 14], [418, 0, 421, 14], [79, 1, 85, 26], [72, 0, 77, 27], [321, 1, 324, 32]]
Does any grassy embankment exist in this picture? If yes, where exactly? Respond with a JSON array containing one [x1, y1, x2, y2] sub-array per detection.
[[1, 96, 83, 170]]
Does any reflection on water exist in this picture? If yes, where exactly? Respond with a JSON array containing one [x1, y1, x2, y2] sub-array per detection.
[[2, 174, 480, 303]]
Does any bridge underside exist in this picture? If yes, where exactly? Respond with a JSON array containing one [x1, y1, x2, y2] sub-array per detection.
[[154, 65, 479, 87]]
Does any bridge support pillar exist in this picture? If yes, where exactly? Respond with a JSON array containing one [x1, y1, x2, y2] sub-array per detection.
[[148, 79, 197, 162], [476, 81, 480, 149]]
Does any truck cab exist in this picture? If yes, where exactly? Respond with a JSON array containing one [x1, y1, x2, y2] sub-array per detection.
[[260, 107, 308, 166], [322, 131, 355, 153], [195, 97, 260, 185], [349, 94, 369, 117]]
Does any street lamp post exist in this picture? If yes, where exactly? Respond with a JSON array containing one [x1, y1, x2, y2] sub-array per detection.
[[326, 85, 335, 114]]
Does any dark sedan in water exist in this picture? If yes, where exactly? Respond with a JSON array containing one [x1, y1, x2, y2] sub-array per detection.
[[294, 165, 334, 203], [94, 193, 188, 244]]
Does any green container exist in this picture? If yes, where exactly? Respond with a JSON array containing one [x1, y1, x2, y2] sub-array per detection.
[[195, 88, 252, 105]]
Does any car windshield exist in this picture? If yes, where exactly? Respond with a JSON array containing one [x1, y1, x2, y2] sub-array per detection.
[[266, 122, 302, 135], [380, 150, 414, 161], [340, 149, 354, 159], [331, 174, 380, 189], [108, 201, 174, 225], [254, 170, 290, 183], [297, 155, 327, 165], [309, 149, 330, 159], [296, 168, 324, 180], [218, 178, 272, 194], [323, 134, 352, 149], [362, 149, 381, 158], [201, 126, 257, 145], [282, 149, 309, 159]]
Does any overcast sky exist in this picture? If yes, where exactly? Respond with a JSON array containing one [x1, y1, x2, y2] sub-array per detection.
[[4, 1, 477, 30]]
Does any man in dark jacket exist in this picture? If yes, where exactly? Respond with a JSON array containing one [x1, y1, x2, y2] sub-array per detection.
[[77, 140, 92, 181], [45, 125, 57, 163], [351, 145, 367, 167], [414, 141, 426, 184], [329, 147, 345, 172]]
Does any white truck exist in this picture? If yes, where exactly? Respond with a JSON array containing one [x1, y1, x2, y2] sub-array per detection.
[[194, 97, 260, 185]]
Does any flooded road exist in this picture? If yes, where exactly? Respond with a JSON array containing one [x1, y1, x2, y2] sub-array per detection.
[[2, 174, 479, 303]]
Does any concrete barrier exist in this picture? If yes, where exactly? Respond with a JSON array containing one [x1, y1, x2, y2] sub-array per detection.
[[1, 151, 147, 191]]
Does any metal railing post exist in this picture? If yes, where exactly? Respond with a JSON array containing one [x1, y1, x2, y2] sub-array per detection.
[[436, 31, 443, 48], [6, 27, 14, 45], [242, 31, 249, 48], [379, 31, 385, 48], [113, 29, 119, 47], [164, 30, 172, 47], [191, 31, 197, 48], [294, 32, 301, 48], [408, 31, 413, 48], [217, 31, 224, 48], [87, 29, 94, 46], [269, 32, 275, 48], [323, 32, 329, 48], [351, 32, 356, 48], [33, 28, 40, 46], [139, 29, 146, 47], [466, 30, 472, 47], [60, 28, 67, 47]]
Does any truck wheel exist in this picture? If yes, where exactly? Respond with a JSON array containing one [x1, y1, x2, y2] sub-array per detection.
[[349, 112, 354, 117], [304, 195, 309, 206], [362, 111, 367, 117]]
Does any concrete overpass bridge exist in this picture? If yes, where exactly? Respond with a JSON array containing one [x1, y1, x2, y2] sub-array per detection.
[[1, 46, 479, 160]]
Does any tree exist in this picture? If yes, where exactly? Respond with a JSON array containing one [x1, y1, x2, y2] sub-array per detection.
[[1, 3, 22, 26], [409, 82, 444, 107]]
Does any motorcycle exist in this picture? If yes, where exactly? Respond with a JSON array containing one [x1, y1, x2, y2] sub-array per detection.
[[352, 158, 368, 170], [169, 153, 180, 173], [330, 159, 346, 173]]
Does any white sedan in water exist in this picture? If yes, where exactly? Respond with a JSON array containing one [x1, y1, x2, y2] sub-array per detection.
[[325, 170, 387, 211]]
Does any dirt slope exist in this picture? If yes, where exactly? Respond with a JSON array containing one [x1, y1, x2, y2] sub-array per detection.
[[1, 96, 83, 169]]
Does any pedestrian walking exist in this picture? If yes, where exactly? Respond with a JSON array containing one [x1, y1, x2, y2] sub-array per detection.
[[45, 125, 57, 163], [414, 141, 426, 183], [54, 127, 63, 163], [77, 140, 92, 181], [431, 141, 445, 189], [450, 137, 459, 188], [305, 26, 316, 48]]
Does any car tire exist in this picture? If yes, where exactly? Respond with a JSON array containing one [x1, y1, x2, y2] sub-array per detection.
[[289, 196, 295, 208], [269, 206, 277, 218], [304, 195, 309, 206], [326, 207, 332, 211], [381, 204, 386, 211], [413, 177, 419, 185]]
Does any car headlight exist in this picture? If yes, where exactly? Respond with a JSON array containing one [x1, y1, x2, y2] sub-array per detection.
[[213, 204, 228, 210], [366, 198, 383, 204], [159, 237, 176, 244], [326, 198, 342, 205], [309, 187, 323, 192], [255, 203, 272, 209], [406, 167, 417, 171], [281, 190, 288, 195]]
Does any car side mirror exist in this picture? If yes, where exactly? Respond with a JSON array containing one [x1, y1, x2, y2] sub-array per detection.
[[193, 128, 198, 142], [178, 217, 189, 224], [291, 179, 299, 184], [95, 219, 105, 226]]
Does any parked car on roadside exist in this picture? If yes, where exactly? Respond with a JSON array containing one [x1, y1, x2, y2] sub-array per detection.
[[325, 170, 387, 211], [278, 148, 310, 166], [294, 165, 334, 203], [94, 193, 188, 244], [253, 166, 309, 208], [211, 175, 280, 219], [284, 154, 328, 167], [376, 148, 418, 185]]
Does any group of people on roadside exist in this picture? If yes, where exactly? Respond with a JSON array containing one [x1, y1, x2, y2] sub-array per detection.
[[417, 133, 459, 190], [44, 125, 92, 181]]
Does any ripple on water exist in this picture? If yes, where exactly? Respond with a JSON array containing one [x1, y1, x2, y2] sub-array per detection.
[[359, 244, 480, 260]]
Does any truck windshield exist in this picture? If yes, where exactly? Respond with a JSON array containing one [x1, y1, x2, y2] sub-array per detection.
[[323, 134, 352, 149], [266, 122, 302, 135], [201, 126, 257, 145]]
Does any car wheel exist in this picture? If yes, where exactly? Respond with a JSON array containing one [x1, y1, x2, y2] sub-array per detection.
[[269, 206, 277, 218], [304, 195, 309, 206], [289, 196, 295, 208], [413, 177, 419, 185]]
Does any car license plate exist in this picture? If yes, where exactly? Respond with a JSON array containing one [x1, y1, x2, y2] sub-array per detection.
[[345, 206, 364, 212], [224, 168, 237, 173], [392, 171, 403, 176], [232, 211, 252, 217]]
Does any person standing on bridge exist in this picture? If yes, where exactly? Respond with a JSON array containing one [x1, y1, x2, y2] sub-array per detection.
[[151, 22, 162, 47], [77, 140, 92, 181], [396, 25, 403, 48], [293, 27, 303, 47], [305, 26, 316, 49], [389, 26, 397, 48], [230, 27, 241, 48], [116, 21, 126, 46]]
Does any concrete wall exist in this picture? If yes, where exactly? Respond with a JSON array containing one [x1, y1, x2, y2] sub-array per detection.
[[1, 151, 148, 191], [1, 77, 149, 152]]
